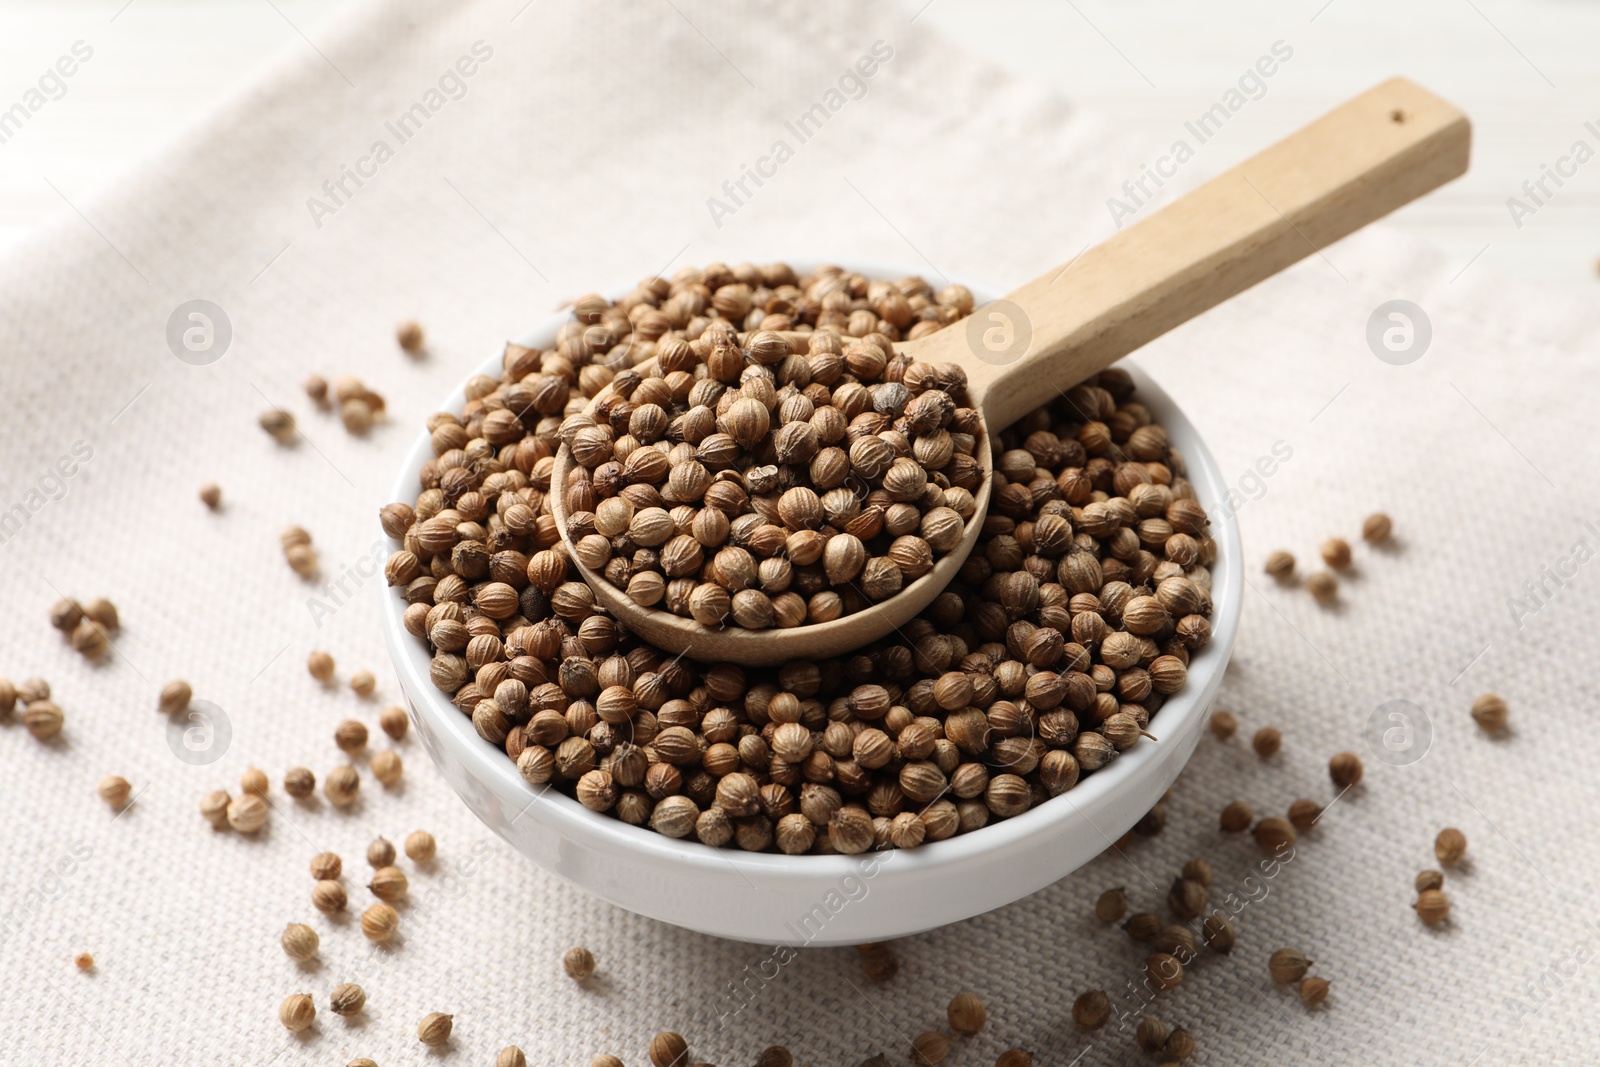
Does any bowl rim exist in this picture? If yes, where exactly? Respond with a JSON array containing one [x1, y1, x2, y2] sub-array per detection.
[[380, 259, 1243, 886]]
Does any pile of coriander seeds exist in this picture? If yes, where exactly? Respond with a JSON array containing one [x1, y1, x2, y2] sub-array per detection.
[[383, 262, 1216, 854]]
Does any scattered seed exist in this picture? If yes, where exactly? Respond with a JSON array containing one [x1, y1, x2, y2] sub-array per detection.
[[1095, 887, 1128, 924], [1328, 751, 1363, 788], [1415, 869, 1444, 893], [335, 720, 368, 754], [1306, 571, 1338, 605], [396, 321, 425, 353], [1180, 858, 1212, 887], [371, 749, 403, 787], [1164, 1028, 1197, 1060], [330, 982, 366, 1016], [199, 482, 222, 509], [498, 1049, 528, 1067], [307, 650, 335, 682], [1362, 513, 1392, 543], [304, 374, 329, 405], [97, 775, 132, 809], [648, 1031, 689, 1067], [158, 680, 192, 715], [23, 700, 62, 740], [379, 705, 409, 740], [312, 880, 347, 914], [279, 993, 315, 1032], [1208, 709, 1237, 740], [1435, 828, 1467, 867], [1320, 538, 1352, 569], [260, 409, 297, 444], [350, 670, 376, 697], [284, 767, 315, 798], [1471, 693, 1508, 734], [226, 793, 268, 833], [281, 923, 319, 962], [74, 952, 94, 971], [1251, 727, 1281, 759], [1298, 976, 1331, 1008], [199, 790, 231, 828], [324, 766, 360, 807], [368, 867, 408, 902], [1145, 952, 1184, 991], [1167, 878, 1208, 921], [417, 1012, 453, 1047], [1253, 816, 1296, 855], [1201, 914, 1235, 954], [1264, 550, 1295, 579], [310, 852, 342, 881], [1287, 798, 1322, 831], [405, 830, 436, 864], [1072, 990, 1110, 1030], [947, 992, 986, 1035], [995, 1052, 1032, 1067], [911, 1032, 949, 1065], [1123, 912, 1162, 942], [1415, 888, 1451, 925], [240, 767, 269, 797], [1136, 1017, 1169, 1054], [563, 946, 596, 982], [360, 903, 399, 942], [50, 598, 84, 632], [1269, 948, 1310, 984], [1219, 800, 1254, 834]]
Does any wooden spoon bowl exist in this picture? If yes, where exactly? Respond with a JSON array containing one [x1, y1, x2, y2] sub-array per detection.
[[552, 77, 1470, 665]]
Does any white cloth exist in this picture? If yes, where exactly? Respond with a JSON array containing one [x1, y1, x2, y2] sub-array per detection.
[[1, 1, 1595, 1063]]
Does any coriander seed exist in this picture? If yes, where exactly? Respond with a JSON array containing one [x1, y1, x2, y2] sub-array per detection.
[[312, 880, 347, 914], [1415, 869, 1444, 893], [24, 700, 63, 740], [947, 992, 986, 1035], [1164, 1028, 1196, 1060], [1362, 512, 1392, 543], [240, 767, 269, 796], [350, 669, 376, 697], [307, 650, 335, 682], [200, 790, 231, 828], [1095, 887, 1128, 924], [1298, 976, 1331, 1008], [911, 1032, 949, 1065], [284, 767, 315, 799], [1269, 947, 1310, 984], [1208, 709, 1237, 740], [1124, 912, 1162, 942], [1265, 550, 1295, 579], [371, 749, 403, 786], [74, 952, 94, 971], [1320, 537, 1352, 569], [1219, 800, 1253, 834], [1072, 990, 1110, 1030], [1253, 816, 1296, 854], [279, 993, 315, 1032], [360, 903, 399, 942], [367, 836, 396, 868], [50, 597, 84, 632], [281, 923, 319, 961], [380, 705, 409, 740], [563, 946, 596, 982], [1136, 1017, 1169, 1054], [1288, 798, 1322, 831], [335, 719, 368, 753], [1202, 913, 1236, 954], [397, 320, 425, 353], [1306, 570, 1338, 605], [1471, 693, 1508, 734], [368, 866, 408, 902], [226, 793, 268, 833], [1167, 878, 1207, 921], [405, 829, 436, 863], [84, 597, 118, 631], [304, 374, 328, 404], [996, 1052, 1032, 1067], [754, 1048, 790, 1067], [199, 482, 222, 508], [1180, 858, 1213, 887], [1328, 751, 1363, 788], [649, 1031, 689, 1067], [1145, 952, 1184, 991], [158, 679, 192, 715], [417, 1012, 453, 1047], [324, 765, 360, 807], [498, 1049, 528, 1067], [97, 775, 132, 809], [310, 851, 342, 880], [1434, 827, 1467, 867], [330, 982, 366, 1016], [70, 619, 109, 658], [1415, 888, 1451, 925], [1251, 727, 1281, 759], [261, 409, 297, 443]]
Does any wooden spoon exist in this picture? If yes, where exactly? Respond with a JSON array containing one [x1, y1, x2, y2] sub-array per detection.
[[551, 77, 1469, 665]]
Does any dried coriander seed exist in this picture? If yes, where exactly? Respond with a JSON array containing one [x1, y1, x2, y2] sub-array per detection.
[[1219, 800, 1253, 834], [1434, 827, 1467, 867], [380, 705, 409, 740], [995, 1052, 1033, 1067], [74, 952, 94, 971], [350, 670, 376, 697], [1095, 887, 1128, 924], [1265, 550, 1295, 579], [83, 597, 118, 631], [70, 619, 109, 658], [312, 880, 347, 914], [1164, 1028, 1197, 1060], [24, 701, 63, 740], [330, 982, 366, 1016], [367, 837, 396, 868], [200, 790, 231, 828], [335, 719, 368, 753], [1269, 948, 1310, 984], [563, 946, 596, 982], [1328, 751, 1363, 788], [753, 1048, 790, 1067], [397, 320, 425, 353], [910, 1032, 949, 1065], [1298, 976, 1331, 1008], [405, 830, 436, 863], [648, 1031, 689, 1067], [1253, 816, 1296, 854], [284, 767, 315, 798], [226, 793, 268, 833], [158, 679, 192, 715], [1180, 858, 1212, 887], [1287, 798, 1322, 831], [1415, 888, 1451, 925], [1415, 869, 1444, 893], [307, 650, 335, 682], [281, 923, 319, 961], [1145, 952, 1184, 991], [371, 750, 404, 787], [947, 992, 986, 1035], [309, 851, 342, 880], [240, 767, 269, 797], [1124, 912, 1162, 942], [50, 597, 84, 632], [1208, 709, 1237, 740], [1362, 512, 1392, 543], [1167, 878, 1207, 921], [498, 1049, 528, 1067], [199, 482, 222, 508], [368, 866, 409, 902], [261, 409, 297, 443], [360, 902, 399, 942], [97, 775, 132, 809], [1136, 1017, 1169, 1054], [1306, 570, 1338, 604], [325, 765, 360, 807], [1471, 693, 1508, 734], [1251, 727, 1281, 759], [1072, 990, 1110, 1030], [279, 993, 315, 1032], [417, 1012, 454, 1047], [1320, 538, 1352, 569], [1201, 913, 1235, 954]]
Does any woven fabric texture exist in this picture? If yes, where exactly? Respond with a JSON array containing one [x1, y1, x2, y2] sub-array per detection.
[[1, 1, 1596, 1063]]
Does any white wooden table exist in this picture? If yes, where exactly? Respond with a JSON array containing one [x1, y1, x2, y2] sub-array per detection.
[[3, 0, 1597, 297]]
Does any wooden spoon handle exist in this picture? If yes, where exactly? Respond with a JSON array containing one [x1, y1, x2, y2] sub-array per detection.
[[916, 77, 1470, 430]]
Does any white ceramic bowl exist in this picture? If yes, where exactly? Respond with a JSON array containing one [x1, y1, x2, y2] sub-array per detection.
[[381, 265, 1243, 946]]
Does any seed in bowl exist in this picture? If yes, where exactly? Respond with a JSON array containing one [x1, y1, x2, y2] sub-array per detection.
[[383, 263, 1216, 852]]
